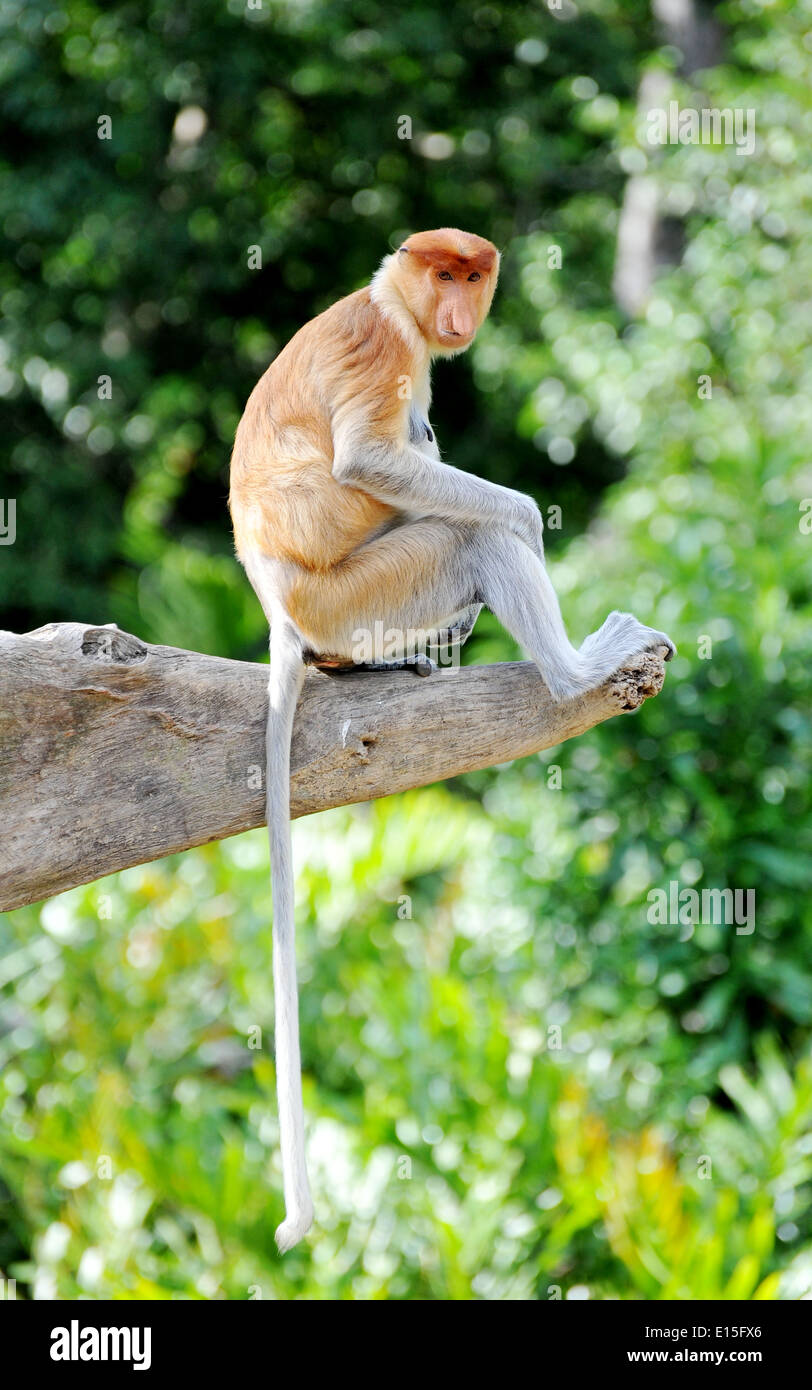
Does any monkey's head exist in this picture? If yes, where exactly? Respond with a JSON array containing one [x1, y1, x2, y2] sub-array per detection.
[[388, 228, 500, 356]]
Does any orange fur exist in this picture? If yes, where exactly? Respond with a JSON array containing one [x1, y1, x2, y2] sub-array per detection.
[[390, 228, 499, 351], [229, 229, 500, 650], [229, 287, 405, 571], [229, 230, 502, 1254], [286, 518, 463, 651]]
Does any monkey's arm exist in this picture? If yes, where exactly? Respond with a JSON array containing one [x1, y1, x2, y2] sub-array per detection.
[[332, 434, 544, 557]]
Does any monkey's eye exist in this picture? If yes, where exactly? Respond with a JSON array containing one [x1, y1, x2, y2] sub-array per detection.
[[468, 272, 481, 282], [437, 270, 453, 281]]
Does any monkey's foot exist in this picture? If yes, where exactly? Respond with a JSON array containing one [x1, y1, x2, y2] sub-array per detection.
[[357, 654, 435, 676], [541, 613, 675, 703], [310, 653, 435, 677], [580, 611, 676, 667], [275, 1205, 314, 1254]]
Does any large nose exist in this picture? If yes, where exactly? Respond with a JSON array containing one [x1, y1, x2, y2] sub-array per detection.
[[443, 290, 476, 339]]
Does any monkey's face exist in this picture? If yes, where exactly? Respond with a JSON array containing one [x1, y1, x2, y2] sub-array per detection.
[[395, 229, 500, 356]]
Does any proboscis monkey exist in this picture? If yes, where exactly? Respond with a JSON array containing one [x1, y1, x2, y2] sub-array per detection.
[[229, 228, 674, 1250]]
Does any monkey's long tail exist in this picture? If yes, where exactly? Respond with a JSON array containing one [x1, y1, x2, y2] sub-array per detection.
[[266, 619, 313, 1253]]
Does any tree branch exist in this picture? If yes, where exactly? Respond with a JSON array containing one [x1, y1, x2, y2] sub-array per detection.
[[0, 622, 669, 911]]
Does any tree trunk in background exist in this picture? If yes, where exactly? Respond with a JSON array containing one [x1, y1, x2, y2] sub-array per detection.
[[613, 0, 724, 315]]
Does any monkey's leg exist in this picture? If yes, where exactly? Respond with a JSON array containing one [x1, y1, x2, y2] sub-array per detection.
[[286, 519, 673, 703], [307, 601, 483, 676], [286, 518, 483, 663], [469, 524, 675, 699]]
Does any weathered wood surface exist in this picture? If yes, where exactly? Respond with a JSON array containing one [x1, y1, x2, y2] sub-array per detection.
[[0, 622, 669, 911]]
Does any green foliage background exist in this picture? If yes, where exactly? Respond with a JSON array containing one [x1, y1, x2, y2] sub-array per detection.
[[1, 0, 811, 1300]]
